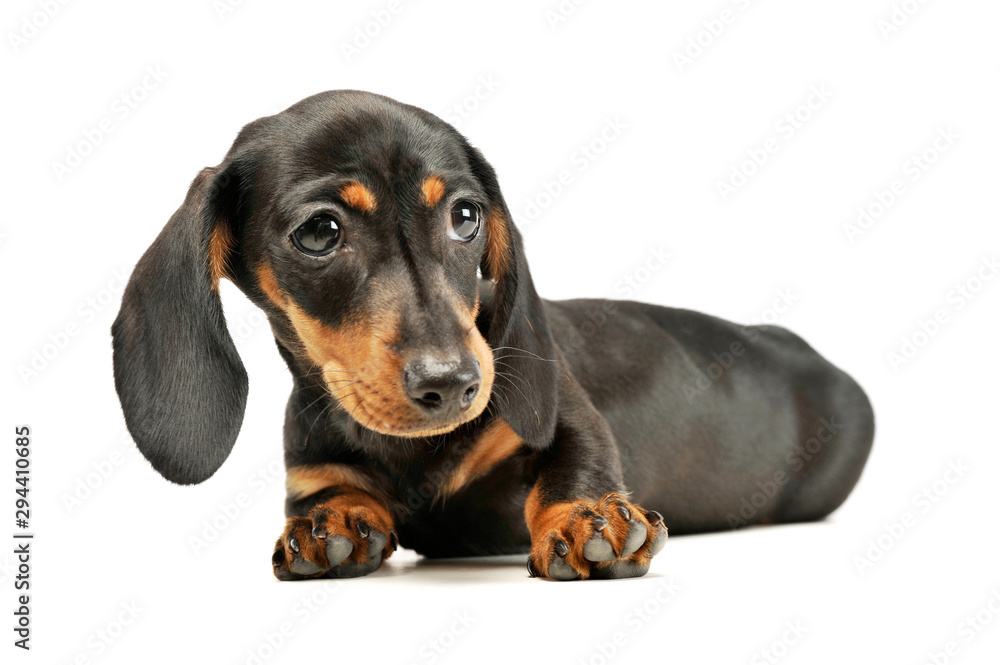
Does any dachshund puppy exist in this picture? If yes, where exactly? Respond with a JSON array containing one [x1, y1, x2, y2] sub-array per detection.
[[112, 90, 874, 581]]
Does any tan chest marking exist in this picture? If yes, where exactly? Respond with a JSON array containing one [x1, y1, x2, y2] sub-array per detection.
[[436, 419, 523, 501]]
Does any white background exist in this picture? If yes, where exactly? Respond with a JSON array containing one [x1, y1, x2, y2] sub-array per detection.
[[4, 1, 1000, 663]]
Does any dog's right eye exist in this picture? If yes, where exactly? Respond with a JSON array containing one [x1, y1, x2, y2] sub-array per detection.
[[448, 201, 480, 242], [291, 213, 342, 256]]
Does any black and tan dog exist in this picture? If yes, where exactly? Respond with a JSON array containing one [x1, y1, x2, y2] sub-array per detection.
[[111, 90, 874, 581]]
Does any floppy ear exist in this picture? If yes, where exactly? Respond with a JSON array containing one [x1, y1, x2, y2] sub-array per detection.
[[466, 146, 560, 449], [111, 164, 248, 484]]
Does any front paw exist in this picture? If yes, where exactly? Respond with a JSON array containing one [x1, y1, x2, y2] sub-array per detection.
[[272, 501, 397, 581], [526, 492, 667, 581]]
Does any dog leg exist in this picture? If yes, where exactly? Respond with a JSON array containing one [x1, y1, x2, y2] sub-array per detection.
[[524, 372, 668, 581]]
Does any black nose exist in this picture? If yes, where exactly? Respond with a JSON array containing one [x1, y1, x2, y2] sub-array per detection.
[[403, 353, 481, 418]]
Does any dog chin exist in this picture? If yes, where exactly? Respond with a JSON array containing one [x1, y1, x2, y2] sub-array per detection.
[[349, 402, 489, 439]]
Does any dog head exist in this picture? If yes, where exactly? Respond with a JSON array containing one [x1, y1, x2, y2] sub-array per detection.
[[112, 90, 558, 484]]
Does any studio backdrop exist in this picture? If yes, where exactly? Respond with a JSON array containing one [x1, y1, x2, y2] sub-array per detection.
[[4, 1, 999, 664]]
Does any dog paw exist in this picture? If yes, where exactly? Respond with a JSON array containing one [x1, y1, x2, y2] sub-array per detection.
[[272, 501, 397, 581], [526, 492, 667, 581]]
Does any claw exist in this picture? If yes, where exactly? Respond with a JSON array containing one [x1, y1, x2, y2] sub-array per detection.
[[527, 555, 539, 578], [288, 537, 300, 553], [363, 528, 387, 559], [593, 515, 608, 531], [554, 540, 569, 557], [646, 510, 664, 525], [357, 522, 370, 538], [618, 506, 631, 521], [649, 524, 668, 556], [311, 525, 328, 539]]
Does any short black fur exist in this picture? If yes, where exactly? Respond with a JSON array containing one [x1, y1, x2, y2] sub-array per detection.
[[112, 90, 875, 574]]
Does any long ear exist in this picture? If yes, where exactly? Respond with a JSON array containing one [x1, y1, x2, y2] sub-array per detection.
[[466, 146, 560, 449], [111, 164, 248, 484]]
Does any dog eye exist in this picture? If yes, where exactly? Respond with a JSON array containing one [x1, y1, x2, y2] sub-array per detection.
[[291, 213, 342, 256], [448, 202, 480, 242]]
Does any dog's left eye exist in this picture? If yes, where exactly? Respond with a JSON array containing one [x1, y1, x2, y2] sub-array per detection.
[[448, 202, 480, 242], [291, 213, 342, 256]]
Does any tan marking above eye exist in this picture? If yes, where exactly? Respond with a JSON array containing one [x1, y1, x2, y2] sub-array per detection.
[[421, 176, 446, 207], [340, 181, 377, 213], [435, 418, 523, 502]]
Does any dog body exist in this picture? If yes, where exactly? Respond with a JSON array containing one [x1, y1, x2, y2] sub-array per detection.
[[112, 91, 874, 580], [289, 297, 874, 559]]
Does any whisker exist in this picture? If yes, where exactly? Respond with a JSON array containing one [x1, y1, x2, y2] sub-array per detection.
[[495, 372, 533, 411], [303, 400, 336, 448], [490, 382, 512, 409], [490, 347, 557, 363], [493, 361, 532, 389], [333, 390, 359, 404], [293, 390, 331, 420]]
